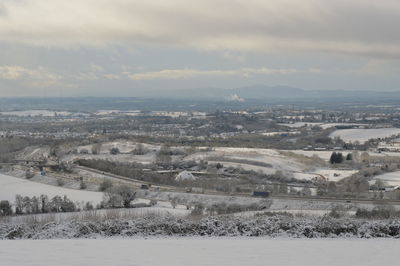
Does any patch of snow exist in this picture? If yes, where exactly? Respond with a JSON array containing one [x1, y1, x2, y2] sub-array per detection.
[[373, 171, 400, 186], [186, 147, 307, 173], [330, 128, 400, 143], [313, 169, 358, 182], [0, 110, 72, 117], [279, 122, 323, 128], [209, 160, 276, 175], [0, 173, 103, 204]]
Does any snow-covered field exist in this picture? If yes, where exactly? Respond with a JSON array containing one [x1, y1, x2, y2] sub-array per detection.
[[290, 150, 337, 161], [95, 110, 142, 116], [142, 190, 379, 211], [208, 160, 277, 175], [313, 169, 358, 182], [291, 149, 400, 162], [280, 122, 369, 129], [0, 238, 398, 266], [0, 173, 103, 204], [70, 141, 158, 164], [292, 169, 357, 182], [66, 141, 388, 183], [0, 110, 72, 117], [373, 171, 400, 186], [186, 147, 315, 174], [186, 147, 359, 181], [77, 141, 142, 154], [330, 128, 400, 143], [279, 122, 323, 128], [4, 204, 190, 224]]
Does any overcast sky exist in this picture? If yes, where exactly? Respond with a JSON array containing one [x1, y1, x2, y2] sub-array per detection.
[[0, 0, 400, 97]]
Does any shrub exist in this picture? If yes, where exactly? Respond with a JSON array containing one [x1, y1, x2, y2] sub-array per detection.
[[85, 202, 94, 210], [80, 180, 87, 190], [110, 147, 120, 155], [355, 206, 400, 219], [56, 178, 65, 186], [328, 206, 347, 218], [80, 148, 89, 154], [191, 203, 204, 216], [25, 170, 35, 179], [114, 185, 137, 208], [102, 193, 123, 208], [99, 179, 113, 192], [170, 198, 178, 209], [0, 200, 13, 216]]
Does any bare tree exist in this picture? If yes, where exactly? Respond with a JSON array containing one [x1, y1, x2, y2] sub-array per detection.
[[132, 143, 147, 155], [170, 197, 178, 209], [91, 143, 102, 155], [102, 185, 136, 208]]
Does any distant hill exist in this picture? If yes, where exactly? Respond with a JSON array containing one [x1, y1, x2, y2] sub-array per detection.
[[169, 85, 400, 101], [1, 86, 400, 112]]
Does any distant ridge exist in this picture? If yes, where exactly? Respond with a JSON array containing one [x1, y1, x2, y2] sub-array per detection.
[[169, 85, 400, 101]]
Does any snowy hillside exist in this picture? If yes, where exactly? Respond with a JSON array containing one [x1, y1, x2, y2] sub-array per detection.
[[373, 171, 400, 186], [330, 128, 400, 143], [0, 173, 103, 204]]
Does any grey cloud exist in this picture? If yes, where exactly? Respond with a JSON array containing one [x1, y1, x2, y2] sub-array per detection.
[[0, 3, 7, 17], [0, 0, 399, 57]]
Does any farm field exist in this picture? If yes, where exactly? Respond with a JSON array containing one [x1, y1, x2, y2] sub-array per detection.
[[373, 171, 400, 186], [0, 110, 73, 117], [62, 142, 340, 181], [280, 122, 369, 129], [185, 147, 318, 173], [0, 238, 398, 266], [0, 173, 103, 204], [330, 128, 400, 143], [291, 149, 400, 161], [313, 169, 358, 182]]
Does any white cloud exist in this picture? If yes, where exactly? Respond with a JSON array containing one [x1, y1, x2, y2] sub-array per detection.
[[130, 69, 235, 80], [128, 67, 315, 80], [0, 65, 59, 81], [75, 64, 104, 81], [103, 74, 120, 80], [350, 60, 400, 76], [0, 0, 400, 57]]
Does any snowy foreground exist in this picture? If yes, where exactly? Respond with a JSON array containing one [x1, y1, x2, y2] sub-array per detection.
[[0, 238, 398, 266]]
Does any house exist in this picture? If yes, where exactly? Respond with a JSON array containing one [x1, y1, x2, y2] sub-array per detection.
[[175, 170, 197, 181], [385, 186, 400, 192]]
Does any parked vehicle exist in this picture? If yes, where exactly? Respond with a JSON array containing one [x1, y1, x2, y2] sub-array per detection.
[[252, 191, 270, 198], [140, 184, 150, 190], [186, 187, 204, 194]]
